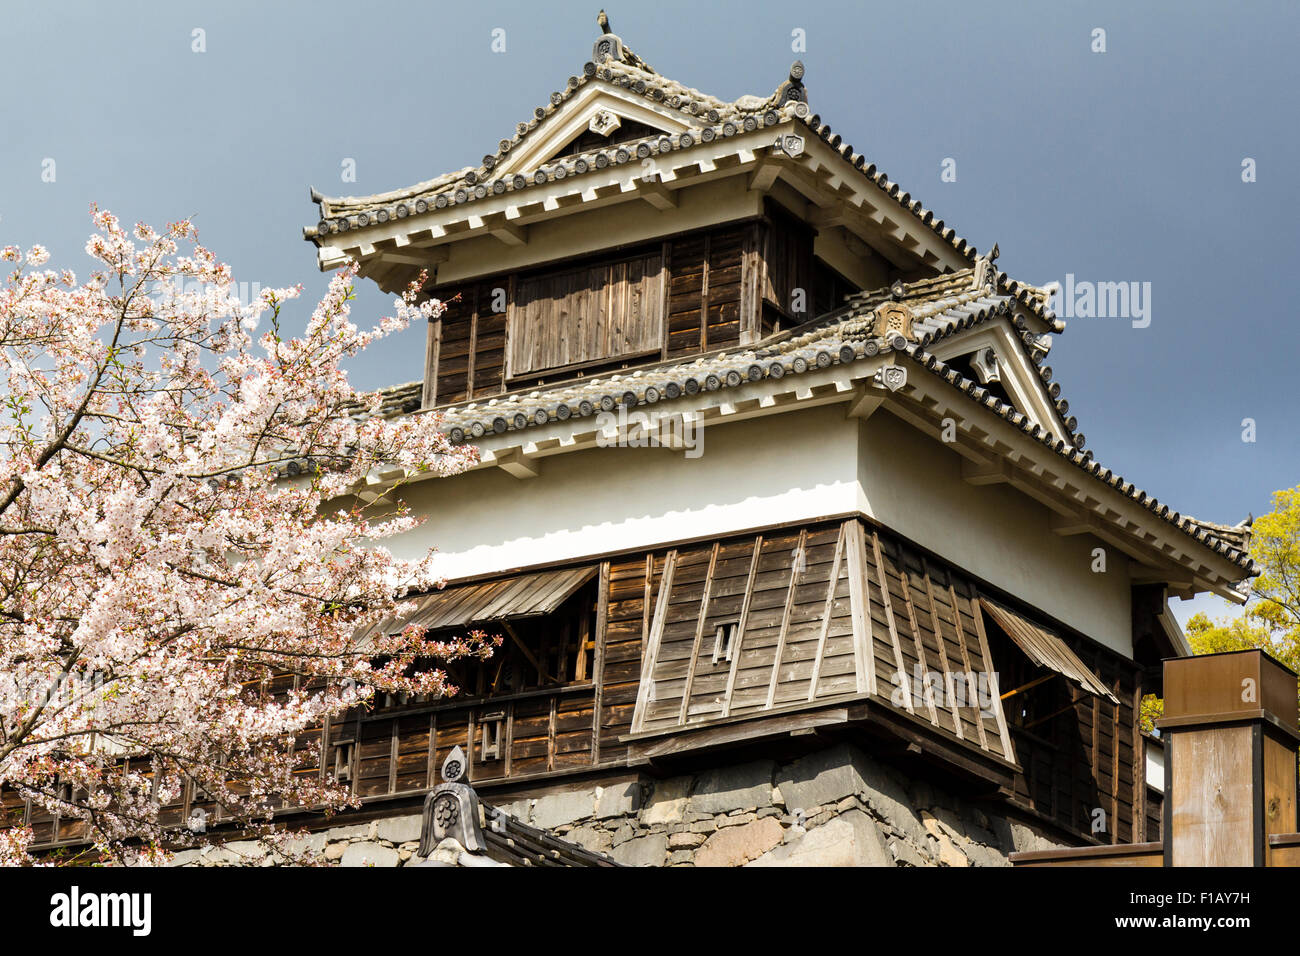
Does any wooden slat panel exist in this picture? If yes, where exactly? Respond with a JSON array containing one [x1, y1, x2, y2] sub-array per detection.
[[509, 253, 664, 375], [720, 536, 762, 717], [403, 566, 597, 632], [844, 520, 875, 696], [631, 550, 676, 734], [807, 524, 846, 701], [766, 529, 808, 708], [981, 597, 1119, 703]]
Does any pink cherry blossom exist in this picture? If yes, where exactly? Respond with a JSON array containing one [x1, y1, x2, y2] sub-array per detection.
[[0, 207, 487, 865]]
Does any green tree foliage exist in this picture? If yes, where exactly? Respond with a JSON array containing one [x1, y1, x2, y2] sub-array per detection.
[[1141, 487, 1300, 734]]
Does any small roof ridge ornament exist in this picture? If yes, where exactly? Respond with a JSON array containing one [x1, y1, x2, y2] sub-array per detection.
[[441, 744, 466, 782], [593, 10, 623, 63], [777, 60, 807, 107], [972, 242, 1000, 291]]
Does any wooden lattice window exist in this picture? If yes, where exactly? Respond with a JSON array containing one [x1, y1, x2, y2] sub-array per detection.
[[479, 711, 505, 762], [711, 621, 739, 664], [332, 738, 357, 783]]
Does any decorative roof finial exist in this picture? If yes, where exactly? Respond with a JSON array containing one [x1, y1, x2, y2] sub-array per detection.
[[777, 60, 807, 107], [441, 745, 466, 783], [593, 12, 624, 64], [972, 243, 1001, 291]]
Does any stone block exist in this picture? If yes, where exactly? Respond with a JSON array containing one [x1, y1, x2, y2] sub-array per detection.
[[1008, 819, 1055, 853], [668, 830, 706, 849], [198, 845, 236, 865], [278, 832, 327, 858], [717, 811, 756, 828], [963, 841, 1009, 868], [224, 840, 268, 862], [491, 799, 533, 823], [340, 842, 400, 868], [566, 825, 614, 855], [747, 810, 890, 867], [860, 775, 926, 847], [689, 760, 774, 815], [595, 781, 641, 819], [888, 837, 927, 867], [695, 817, 784, 867], [776, 744, 863, 811], [376, 815, 423, 845], [776, 744, 921, 844], [326, 823, 372, 842], [531, 789, 596, 829], [611, 832, 668, 867]]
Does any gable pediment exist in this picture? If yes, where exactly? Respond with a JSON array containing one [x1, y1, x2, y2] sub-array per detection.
[[495, 85, 691, 178], [930, 319, 1067, 440]]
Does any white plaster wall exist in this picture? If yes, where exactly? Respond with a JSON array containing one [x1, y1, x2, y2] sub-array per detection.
[[856, 411, 1132, 657], [387, 401, 1132, 658], [393, 404, 861, 580], [1145, 738, 1165, 793]]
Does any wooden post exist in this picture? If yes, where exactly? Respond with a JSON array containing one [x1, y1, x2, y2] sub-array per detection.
[[421, 317, 441, 409], [591, 560, 610, 765], [1013, 649, 1299, 867], [1157, 649, 1299, 867]]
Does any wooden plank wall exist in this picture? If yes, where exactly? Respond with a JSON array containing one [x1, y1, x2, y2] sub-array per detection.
[[11, 523, 1143, 850], [508, 253, 664, 376], [632, 526, 859, 732], [1144, 787, 1163, 843], [754, 203, 816, 332], [425, 283, 508, 407], [424, 217, 820, 406], [664, 226, 748, 358], [630, 517, 1140, 843], [632, 521, 1013, 760], [599, 554, 655, 754]]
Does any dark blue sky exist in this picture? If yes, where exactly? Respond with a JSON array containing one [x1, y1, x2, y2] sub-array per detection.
[[3, 1, 1296, 621]]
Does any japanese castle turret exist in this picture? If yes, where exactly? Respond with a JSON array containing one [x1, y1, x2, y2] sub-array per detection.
[[26, 13, 1263, 868], [287, 14, 1268, 867]]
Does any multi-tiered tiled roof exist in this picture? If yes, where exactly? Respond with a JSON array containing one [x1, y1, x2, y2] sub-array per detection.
[[304, 18, 980, 273], [314, 15, 1255, 586]]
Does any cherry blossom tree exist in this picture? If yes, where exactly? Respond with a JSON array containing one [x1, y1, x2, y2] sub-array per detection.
[[0, 207, 489, 864]]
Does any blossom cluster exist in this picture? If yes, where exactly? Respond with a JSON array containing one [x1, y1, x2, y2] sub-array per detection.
[[0, 208, 483, 864]]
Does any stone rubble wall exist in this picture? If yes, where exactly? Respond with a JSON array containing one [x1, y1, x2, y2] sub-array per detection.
[[167, 743, 1068, 867], [166, 814, 427, 868]]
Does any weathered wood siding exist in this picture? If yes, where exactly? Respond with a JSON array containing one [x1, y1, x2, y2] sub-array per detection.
[[754, 203, 817, 331], [508, 252, 665, 376], [423, 283, 508, 407], [665, 226, 748, 357], [629, 517, 1141, 842], [302, 556, 659, 792], [632, 525, 859, 731], [423, 216, 831, 407], [631, 521, 1009, 757], [10, 521, 1142, 850], [600, 554, 655, 754]]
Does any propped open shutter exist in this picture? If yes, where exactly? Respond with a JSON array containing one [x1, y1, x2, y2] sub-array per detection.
[[362, 567, 597, 646], [979, 598, 1119, 704]]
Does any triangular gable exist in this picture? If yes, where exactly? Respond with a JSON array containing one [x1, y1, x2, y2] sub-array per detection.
[[929, 317, 1070, 441], [494, 85, 690, 178]]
